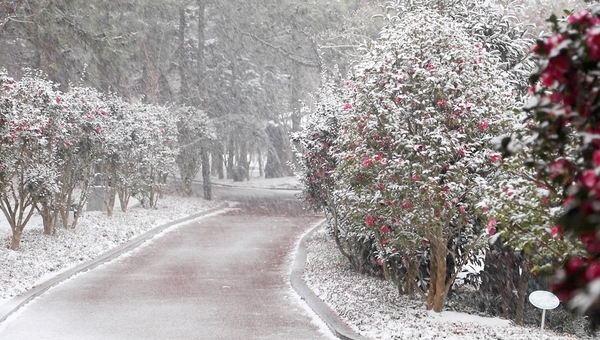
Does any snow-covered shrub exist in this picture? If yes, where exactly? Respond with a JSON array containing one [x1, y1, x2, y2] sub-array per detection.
[[0, 70, 59, 249], [292, 70, 382, 275], [387, 0, 535, 91], [174, 105, 215, 197], [519, 5, 600, 324], [334, 8, 519, 312], [100, 97, 179, 212]]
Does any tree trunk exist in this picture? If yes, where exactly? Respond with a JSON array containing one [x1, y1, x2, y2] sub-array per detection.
[[428, 240, 448, 312], [201, 146, 211, 200], [227, 138, 235, 179], [515, 260, 529, 325], [10, 228, 22, 251], [257, 148, 263, 177]]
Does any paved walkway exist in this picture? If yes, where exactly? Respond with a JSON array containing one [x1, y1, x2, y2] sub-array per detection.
[[0, 186, 332, 339]]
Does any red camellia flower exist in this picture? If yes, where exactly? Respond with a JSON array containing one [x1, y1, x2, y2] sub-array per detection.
[[478, 121, 489, 130], [486, 219, 497, 235], [343, 103, 353, 110], [551, 225, 561, 238], [540, 55, 570, 87], [593, 150, 600, 166], [568, 9, 590, 24], [365, 215, 375, 226], [402, 201, 412, 210], [585, 261, 600, 282], [362, 157, 372, 167], [581, 169, 598, 188], [490, 154, 502, 162], [587, 26, 600, 61], [380, 225, 390, 233]]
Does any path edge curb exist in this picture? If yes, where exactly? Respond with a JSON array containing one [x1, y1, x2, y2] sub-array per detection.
[[291, 221, 370, 340], [0, 202, 229, 325]]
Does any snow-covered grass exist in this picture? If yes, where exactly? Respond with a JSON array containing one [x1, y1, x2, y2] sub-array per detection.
[[303, 227, 582, 340], [0, 175, 589, 339]]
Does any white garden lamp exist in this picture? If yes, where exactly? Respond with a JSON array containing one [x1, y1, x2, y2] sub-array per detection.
[[528, 290, 560, 338]]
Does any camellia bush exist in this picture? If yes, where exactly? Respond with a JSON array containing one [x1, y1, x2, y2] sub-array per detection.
[[521, 4, 600, 324], [291, 70, 384, 275], [0, 69, 196, 250], [333, 8, 520, 312]]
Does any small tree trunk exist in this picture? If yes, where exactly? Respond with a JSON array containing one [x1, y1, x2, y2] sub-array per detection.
[[227, 138, 235, 179], [257, 149, 263, 177], [10, 229, 22, 251], [428, 241, 448, 312], [201, 146, 211, 200], [515, 260, 529, 325]]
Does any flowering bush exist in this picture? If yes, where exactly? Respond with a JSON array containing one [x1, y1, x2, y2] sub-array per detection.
[[523, 5, 600, 323], [333, 8, 519, 312], [0, 69, 189, 249], [292, 70, 383, 275]]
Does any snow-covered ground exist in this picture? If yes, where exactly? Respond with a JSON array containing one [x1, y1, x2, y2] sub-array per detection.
[[303, 227, 583, 340], [0, 175, 589, 339]]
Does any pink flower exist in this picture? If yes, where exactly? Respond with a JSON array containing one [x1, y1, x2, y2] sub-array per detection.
[[380, 225, 390, 233], [95, 127, 103, 134], [373, 153, 383, 162], [436, 99, 447, 107], [486, 219, 497, 235], [362, 158, 372, 167], [343, 103, 353, 110], [490, 154, 502, 162], [482, 206, 489, 212], [55, 97, 61, 103], [542, 197, 549, 204], [64, 141, 72, 147], [568, 9, 590, 24], [458, 147, 466, 156], [593, 150, 600, 166], [588, 27, 600, 61], [540, 55, 569, 87], [377, 258, 383, 266], [410, 175, 419, 182], [395, 97, 402, 103], [365, 216, 375, 226], [421, 238, 430, 245], [459, 206, 466, 213], [581, 169, 598, 188], [402, 202, 412, 210], [585, 261, 600, 282], [478, 121, 489, 130], [426, 64, 436, 73], [567, 257, 586, 272], [550, 225, 561, 238]]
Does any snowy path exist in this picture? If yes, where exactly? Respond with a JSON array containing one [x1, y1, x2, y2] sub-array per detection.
[[0, 186, 333, 339]]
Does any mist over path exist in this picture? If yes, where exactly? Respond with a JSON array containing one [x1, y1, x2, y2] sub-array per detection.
[[0, 186, 329, 339]]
